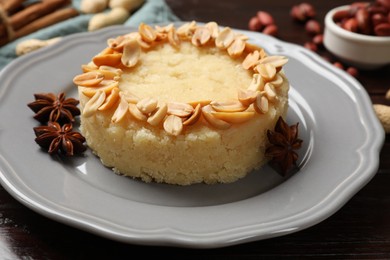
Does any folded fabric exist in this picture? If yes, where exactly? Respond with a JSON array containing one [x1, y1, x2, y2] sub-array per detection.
[[0, 0, 179, 70]]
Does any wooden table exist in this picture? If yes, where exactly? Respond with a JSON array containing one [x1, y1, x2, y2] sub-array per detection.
[[1, 0, 389, 258]]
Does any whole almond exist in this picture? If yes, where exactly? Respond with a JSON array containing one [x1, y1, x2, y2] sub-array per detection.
[[376, 0, 390, 10], [342, 18, 359, 32], [257, 11, 274, 26], [305, 19, 321, 35], [374, 22, 390, 36], [355, 8, 371, 34], [333, 9, 351, 23], [372, 13, 388, 26], [291, 3, 316, 22], [248, 16, 262, 31], [304, 41, 318, 52], [262, 24, 278, 36], [312, 34, 324, 47]]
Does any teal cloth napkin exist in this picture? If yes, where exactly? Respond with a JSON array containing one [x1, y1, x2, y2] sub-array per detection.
[[0, 0, 179, 70]]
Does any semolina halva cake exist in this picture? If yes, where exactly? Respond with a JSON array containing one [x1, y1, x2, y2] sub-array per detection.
[[73, 21, 290, 185]]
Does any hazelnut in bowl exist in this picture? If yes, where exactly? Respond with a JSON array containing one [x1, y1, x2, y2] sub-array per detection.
[[324, 4, 390, 69]]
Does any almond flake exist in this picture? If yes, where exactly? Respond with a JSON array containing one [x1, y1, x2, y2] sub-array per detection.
[[227, 38, 246, 57], [248, 74, 265, 91], [215, 27, 235, 49], [256, 63, 276, 81], [136, 97, 158, 114], [128, 103, 147, 121], [163, 115, 183, 136], [111, 93, 129, 123], [93, 53, 122, 67], [258, 55, 288, 68], [73, 71, 104, 87], [264, 83, 276, 101], [168, 28, 181, 48], [254, 92, 269, 114], [83, 90, 106, 117], [270, 73, 284, 87], [210, 100, 248, 112], [202, 105, 231, 129], [139, 23, 157, 43], [211, 111, 255, 123], [242, 50, 260, 70], [183, 103, 202, 126], [98, 87, 120, 111], [238, 89, 258, 106], [80, 80, 119, 98], [205, 21, 219, 38], [192, 27, 211, 46], [167, 102, 194, 117], [121, 39, 140, 68], [147, 103, 168, 126]]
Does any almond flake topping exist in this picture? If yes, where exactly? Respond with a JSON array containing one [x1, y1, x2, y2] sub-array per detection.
[[76, 22, 289, 135]]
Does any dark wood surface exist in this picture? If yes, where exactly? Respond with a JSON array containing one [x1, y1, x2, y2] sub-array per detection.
[[1, 0, 390, 259]]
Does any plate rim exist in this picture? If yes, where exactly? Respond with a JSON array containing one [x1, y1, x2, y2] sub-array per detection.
[[0, 24, 385, 248]]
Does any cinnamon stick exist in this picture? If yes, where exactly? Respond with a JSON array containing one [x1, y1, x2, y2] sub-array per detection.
[[0, 0, 25, 15], [0, 0, 71, 38], [0, 7, 78, 46]]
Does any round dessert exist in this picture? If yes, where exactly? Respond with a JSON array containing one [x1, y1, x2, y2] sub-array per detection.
[[73, 22, 290, 185]]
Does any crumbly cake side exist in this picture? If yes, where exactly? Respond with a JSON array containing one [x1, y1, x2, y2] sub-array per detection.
[[74, 21, 290, 185]]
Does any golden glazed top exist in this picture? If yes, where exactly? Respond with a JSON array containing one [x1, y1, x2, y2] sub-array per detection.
[[73, 21, 288, 136]]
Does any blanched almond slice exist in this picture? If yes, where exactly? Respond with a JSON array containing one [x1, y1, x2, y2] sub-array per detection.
[[227, 37, 246, 57], [164, 115, 183, 136], [238, 89, 258, 106], [168, 28, 180, 49], [256, 63, 276, 81], [81, 63, 98, 73], [167, 102, 194, 117], [183, 103, 201, 126], [254, 92, 269, 114], [93, 53, 122, 67], [192, 27, 211, 46], [121, 39, 140, 68], [98, 87, 119, 111], [187, 100, 211, 108], [128, 103, 147, 121], [202, 105, 231, 129], [242, 50, 260, 70], [270, 73, 284, 87], [136, 97, 158, 114], [111, 93, 129, 123], [83, 90, 106, 117], [248, 74, 265, 91], [258, 55, 288, 68], [176, 21, 197, 38], [81, 80, 119, 97], [211, 111, 255, 123], [264, 83, 276, 101], [139, 23, 157, 43], [215, 27, 235, 49], [73, 71, 104, 86], [155, 23, 174, 33], [210, 100, 248, 112], [205, 21, 219, 38], [147, 103, 168, 126]]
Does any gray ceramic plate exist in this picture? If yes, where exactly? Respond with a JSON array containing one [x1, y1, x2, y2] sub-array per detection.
[[0, 25, 384, 248]]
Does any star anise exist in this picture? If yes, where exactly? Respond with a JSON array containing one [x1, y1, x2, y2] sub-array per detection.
[[34, 121, 86, 156], [265, 116, 303, 176], [28, 92, 80, 123]]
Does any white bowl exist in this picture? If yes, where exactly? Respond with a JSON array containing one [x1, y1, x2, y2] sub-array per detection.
[[324, 5, 390, 69]]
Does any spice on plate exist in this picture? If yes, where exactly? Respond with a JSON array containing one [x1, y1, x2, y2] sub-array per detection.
[[266, 116, 303, 176]]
